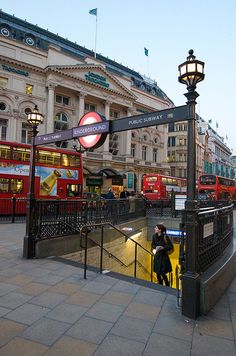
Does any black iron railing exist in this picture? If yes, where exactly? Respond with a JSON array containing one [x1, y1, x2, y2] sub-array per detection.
[[79, 222, 154, 282], [27, 198, 146, 240], [0, 197, 27, 223], [180, 201, 233, 274]]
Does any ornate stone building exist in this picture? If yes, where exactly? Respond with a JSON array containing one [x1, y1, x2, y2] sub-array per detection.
[[0, 10, 174, 196]]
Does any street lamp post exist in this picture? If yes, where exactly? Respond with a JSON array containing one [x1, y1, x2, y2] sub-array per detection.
[[178, 50, 205, 319], [23, 105, 44, 259]]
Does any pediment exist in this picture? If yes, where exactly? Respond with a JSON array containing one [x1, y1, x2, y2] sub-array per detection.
[[47, 64, 136, 99]]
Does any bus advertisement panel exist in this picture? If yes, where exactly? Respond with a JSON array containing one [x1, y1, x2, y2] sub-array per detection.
[[0, 141, 83, 200]]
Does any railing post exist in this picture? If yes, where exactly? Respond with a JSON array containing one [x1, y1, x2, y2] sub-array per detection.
[[12, 196, 16, 223], [83, 228, 88, 280], [181, 200, 200, 319], [151, 254, 153, 282], [134, 243, 137, 278], [100, 225, 104, 274]]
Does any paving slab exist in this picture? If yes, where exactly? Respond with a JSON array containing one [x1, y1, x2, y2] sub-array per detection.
[[0, 337, 48, 356], [110, 315, 154, 343], [44, 335, 97, 356], [46, 302, 87, 323], [20, 317, 71, 346], [4, 303, 50, 325], [143, 332, 191, 356], [66, 315, 113, 344], [93, 334, 145, 356], [191, 330, 236, 356]]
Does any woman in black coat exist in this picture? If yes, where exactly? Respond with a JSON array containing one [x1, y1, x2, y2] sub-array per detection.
[[152, 224, 173, 286]]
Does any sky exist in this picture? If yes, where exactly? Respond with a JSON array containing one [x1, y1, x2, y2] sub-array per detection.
[[2, 0, 236, 153]]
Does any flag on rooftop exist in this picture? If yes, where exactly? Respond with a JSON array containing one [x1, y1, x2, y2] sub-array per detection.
[[89, 8, 97, 16], [144, 47, 149, 57]]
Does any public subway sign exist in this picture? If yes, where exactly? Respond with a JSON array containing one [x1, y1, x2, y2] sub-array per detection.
[[110, 105, 189, 132], [34, 105, 189, 147], [74, 112, 109, 149]]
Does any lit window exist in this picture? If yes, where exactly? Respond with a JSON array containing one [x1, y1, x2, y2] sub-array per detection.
[[26, 84, 33, 95]]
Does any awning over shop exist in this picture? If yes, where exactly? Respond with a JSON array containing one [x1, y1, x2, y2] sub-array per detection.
[[93, 168, 126, 178]]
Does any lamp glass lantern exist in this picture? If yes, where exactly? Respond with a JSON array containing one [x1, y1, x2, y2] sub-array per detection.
[[178, 49, 205, 89], [27, 105, 44, 127]]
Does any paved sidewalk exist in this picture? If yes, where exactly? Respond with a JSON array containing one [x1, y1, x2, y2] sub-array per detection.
[[0, 223, 235, 355]]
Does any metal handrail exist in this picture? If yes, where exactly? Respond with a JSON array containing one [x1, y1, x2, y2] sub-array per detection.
[[85, 234, 128, 268], [80, 222, 154, 281]]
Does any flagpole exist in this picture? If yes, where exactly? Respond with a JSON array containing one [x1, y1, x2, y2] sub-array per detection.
[[147, 56, 149, 77], [94, 13, 98, 58]]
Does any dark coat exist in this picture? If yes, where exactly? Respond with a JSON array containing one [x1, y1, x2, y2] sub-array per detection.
[[152, 233, 173, 274], [120, 190, 129, 199], [106, 191, 115, 200]]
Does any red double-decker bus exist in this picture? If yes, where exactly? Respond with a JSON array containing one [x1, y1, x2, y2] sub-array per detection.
[[198, 174, 236, 200], [0, 141, 83, 200], [142, 174, 187, 200]]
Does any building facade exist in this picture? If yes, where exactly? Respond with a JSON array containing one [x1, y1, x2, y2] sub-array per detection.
[[0, 11, 174, 196]]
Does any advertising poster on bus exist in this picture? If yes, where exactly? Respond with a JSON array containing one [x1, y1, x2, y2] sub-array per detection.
[[0, 164, 78, 196]]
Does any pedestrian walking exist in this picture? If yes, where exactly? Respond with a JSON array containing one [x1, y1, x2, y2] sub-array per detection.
[[152, 224, 173, 286]]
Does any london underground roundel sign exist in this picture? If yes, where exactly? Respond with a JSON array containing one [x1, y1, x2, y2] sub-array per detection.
[[77, 112, 108, 149]]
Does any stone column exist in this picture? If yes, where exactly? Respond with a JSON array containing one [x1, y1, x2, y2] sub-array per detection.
[[102, 101, 112, 157], [78, 92, 86, 123], [46, 84, 56, 134], [8, 109, 18, 141], [124, 107, 135, 163]]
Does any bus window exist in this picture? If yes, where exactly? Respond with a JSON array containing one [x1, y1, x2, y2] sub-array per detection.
[[13, 147, 30, 161], [199, 175, 216, 185], [0, 144, 11, 159], [0, 178, 9, 193], [10, 179, 23, 194], [66, 184, 82, 197], [38, 150, 61, 166], [62, 154, 81, 167]]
